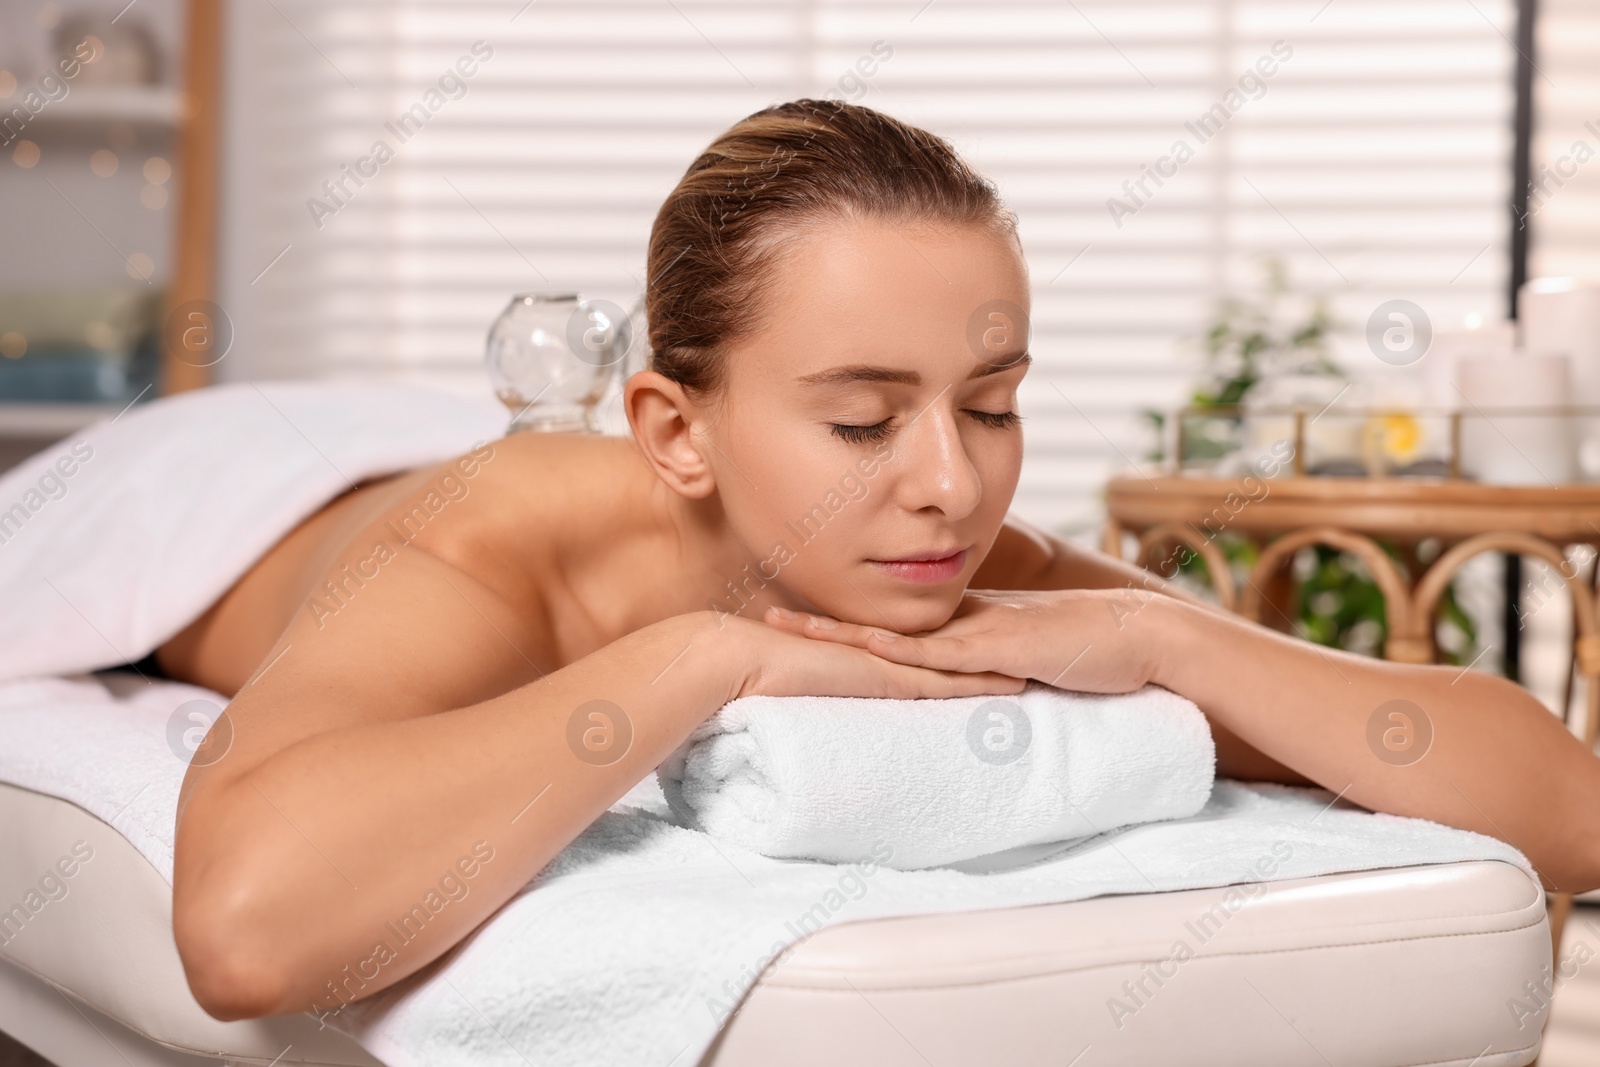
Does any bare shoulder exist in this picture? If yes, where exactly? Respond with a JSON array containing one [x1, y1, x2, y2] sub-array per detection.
[[180, 435, 636, 784], [970, 514, 1055, 588], [393, 431, 645, 604], [972, 514, 1185, 596], [301, 431, 648, 662], [159, 431, 641, 696]]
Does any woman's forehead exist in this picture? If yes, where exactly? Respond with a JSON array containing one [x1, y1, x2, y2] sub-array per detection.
[[736, 218, 1029, 378]]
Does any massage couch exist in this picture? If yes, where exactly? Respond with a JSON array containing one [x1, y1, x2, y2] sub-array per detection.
[[0, 384, 1555, 1065], [0, 777, 1552, 1066]]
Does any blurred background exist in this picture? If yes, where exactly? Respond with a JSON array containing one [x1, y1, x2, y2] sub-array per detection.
[[1, 2, 1598, 663], [3, 2, 1600, 1061], [8, 0, 1597, 524]]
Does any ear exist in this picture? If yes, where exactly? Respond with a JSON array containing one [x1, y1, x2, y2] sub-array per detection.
[[624, 371, 718, 499]]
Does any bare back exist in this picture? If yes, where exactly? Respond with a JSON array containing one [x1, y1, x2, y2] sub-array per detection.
[[156, 433, 666, 696]]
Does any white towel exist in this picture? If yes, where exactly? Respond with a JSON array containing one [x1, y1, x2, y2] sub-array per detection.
[[0, 673, 1533, 1067], [0, 381, 505, 682], [658, 682, 1216, 869]]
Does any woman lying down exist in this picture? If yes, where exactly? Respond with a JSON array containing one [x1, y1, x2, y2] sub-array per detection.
[[166, 99, 1600, 1020]]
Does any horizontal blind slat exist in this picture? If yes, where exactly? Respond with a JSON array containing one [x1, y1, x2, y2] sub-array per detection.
[[220, 0, 1517, 532]]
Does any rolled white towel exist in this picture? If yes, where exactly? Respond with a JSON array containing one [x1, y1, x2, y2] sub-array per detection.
[[657, 682, 1216, 870]]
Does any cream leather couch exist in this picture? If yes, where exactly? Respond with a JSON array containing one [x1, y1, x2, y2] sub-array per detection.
[[0, 781, 1550, 1067]]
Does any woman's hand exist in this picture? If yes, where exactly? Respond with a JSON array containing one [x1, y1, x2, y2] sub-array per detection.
[[761, 588, 1170, 694], [716, 612, 1025, 701]]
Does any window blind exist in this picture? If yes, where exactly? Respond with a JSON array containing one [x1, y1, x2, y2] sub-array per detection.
[[1529, 0, 1600, 281], [218, 0, 1514, 534]]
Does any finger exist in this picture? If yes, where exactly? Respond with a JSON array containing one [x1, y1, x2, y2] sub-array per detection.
[[860, 629, 928, 664], [769, 608, 1007, 683], [761, 606, 810, 634], [878, 659, 1025, 699], [765, 607, 890, 650], [762, 606, 851, 639], [935, 669, 1028, 696], [863, 630, 989, 676]]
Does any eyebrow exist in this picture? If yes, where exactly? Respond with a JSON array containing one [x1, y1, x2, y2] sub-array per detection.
[[796, 352, 1031, 386]]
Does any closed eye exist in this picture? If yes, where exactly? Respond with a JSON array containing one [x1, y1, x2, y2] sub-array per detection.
[[831, 419, 894, 443], [967, 410, 1021, 430], [831, 410, 1019, 443]]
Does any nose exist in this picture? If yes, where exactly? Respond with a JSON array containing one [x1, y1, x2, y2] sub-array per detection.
[[888, 399, 983, 519]]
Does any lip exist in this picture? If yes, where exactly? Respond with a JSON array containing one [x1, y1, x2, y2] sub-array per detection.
[[867, 547, 969, 584]]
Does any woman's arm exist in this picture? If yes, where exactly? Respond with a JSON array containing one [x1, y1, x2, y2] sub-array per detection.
[[174, 546, 1018, 1021], [767, 588, 1600, 892], [174, 550, 729, 1021], [1150, 594, 1600, 892], [974, 516, 1306, 782]]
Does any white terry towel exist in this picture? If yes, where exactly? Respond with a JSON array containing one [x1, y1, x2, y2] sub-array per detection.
[[0, 381, 505, 682], [658, 681, 1216, 869], [0, 675, 1533, 1067]]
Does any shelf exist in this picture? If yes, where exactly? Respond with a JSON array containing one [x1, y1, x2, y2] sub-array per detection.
[[18, 87, 182, 133]]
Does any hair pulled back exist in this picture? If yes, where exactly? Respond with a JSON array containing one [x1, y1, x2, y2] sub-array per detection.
[[646, 99, 1017, 394]]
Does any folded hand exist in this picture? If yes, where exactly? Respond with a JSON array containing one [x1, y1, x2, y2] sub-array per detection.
[[763, 588, 1170, 695]]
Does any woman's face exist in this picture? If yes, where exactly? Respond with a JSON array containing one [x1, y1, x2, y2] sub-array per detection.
[[699, 215, 1030, 633]]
